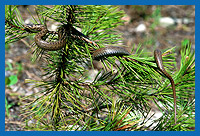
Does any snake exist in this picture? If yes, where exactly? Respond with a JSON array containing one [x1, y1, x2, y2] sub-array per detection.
[[24, 23, 98, 51], [24, 24, 68, 51], [24, 23, 177, 123], [93, 47, 177, 124], [92, 46, 130, 60], [154, 49, 177, 124]]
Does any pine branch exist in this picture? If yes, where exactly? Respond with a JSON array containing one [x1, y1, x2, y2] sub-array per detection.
[[6, 5, 195, 131]]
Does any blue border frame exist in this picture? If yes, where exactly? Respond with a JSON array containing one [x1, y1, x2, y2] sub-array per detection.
[[1, 0, 196, 5], [1, 0, 199, 136]]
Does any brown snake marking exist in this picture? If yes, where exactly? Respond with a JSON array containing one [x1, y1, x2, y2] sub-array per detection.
[[154, 49, 177, 124], [7, 20, 177, 123], [24, 24, 68, 51], [92, 46, 130, 60], [93, 47, 177, 124], [5, 19, 98, 50], [24, 24, 99, 51]]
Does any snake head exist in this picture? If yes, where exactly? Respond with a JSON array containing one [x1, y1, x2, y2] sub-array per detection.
[[24, 24, 46, 32]]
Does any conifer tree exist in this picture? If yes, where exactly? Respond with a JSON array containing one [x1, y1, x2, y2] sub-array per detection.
[[5, 5, 195, 131]]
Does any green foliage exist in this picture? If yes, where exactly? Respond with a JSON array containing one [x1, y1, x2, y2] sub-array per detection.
[[5, 60, 23, 86], [5, 61, 22, 86], [5, 5, 195, 131], [5, 97, 15, 117], [142, 6, 161, 50], [5, 75, 18, 86], [5, 5, 26, 45], [150, 6, 161, 30]]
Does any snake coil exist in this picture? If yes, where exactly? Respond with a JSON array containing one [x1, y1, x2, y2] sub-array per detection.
[[24, 24, 67, 51]]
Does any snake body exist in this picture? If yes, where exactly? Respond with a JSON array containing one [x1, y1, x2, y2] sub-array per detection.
[[154, 49, 177, 123], [93, 47, 177, 123], [25, 23, 176, 123], [24, 24, 99, 51], [24, 24, 67, 51], [92, 46, 130, 60]]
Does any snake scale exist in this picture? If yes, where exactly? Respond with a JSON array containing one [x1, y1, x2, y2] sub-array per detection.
[[24, 24, 68, 51], [154, 49, 177, 124], [25, 23, 177, 124]]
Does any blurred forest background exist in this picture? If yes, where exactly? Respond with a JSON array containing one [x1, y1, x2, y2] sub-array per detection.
[[5, 5, 195, 131]]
